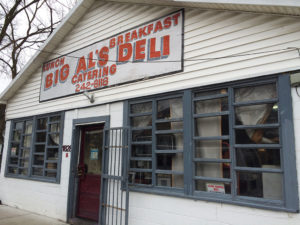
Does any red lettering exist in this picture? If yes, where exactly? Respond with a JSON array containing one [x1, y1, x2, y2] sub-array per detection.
[[109, 38, 116, 48], [110, 64, 117, 75], [162, 35, 170, 57], [50, 61, 55, 69], [103, 66, 109, 76], [60, 57, 65, 65], [138, 26, 147, 38], [147, 24, 153, 35], [118, 43, 132, 62], [54, 70, 59, 86], [163, 17, 172, 29], [98, 46, 109, 67], [60, 64, 69, 82], [88, 51, 96, 69], [172, 13, 180, 25], [117, 35, 123, 46], [125, 32, 131, 43], [131, 30, 138, 41], [55, 59, 60, 67], [154, 21, 163, 33], [149, 38, 160, 59], [45, 73, 53, 89], [72, 75, 77, 84], [134, 39, 146, 61], [103, 77, 108, 86], [76, 56, 87, 74]]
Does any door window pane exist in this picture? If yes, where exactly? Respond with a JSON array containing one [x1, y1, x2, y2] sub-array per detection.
[[37, 118, 47, 130], [130, 102, 152, 114], [195, 115, 229, 137], [156, 153, 184, 172], [157, 133, 183, 150], [195, 98, 228, 114], [195, 162, 230, 179], [129, 172, 152, 185], [235, 129, 279, 144]]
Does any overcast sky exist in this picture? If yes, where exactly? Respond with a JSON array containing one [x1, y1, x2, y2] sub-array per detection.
[[0, 0, 77, 96]]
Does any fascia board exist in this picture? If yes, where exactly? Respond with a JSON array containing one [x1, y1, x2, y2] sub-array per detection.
[[173, 0, 300, 8]]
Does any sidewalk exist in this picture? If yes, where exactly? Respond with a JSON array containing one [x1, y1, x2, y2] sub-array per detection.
[[0, 204, 68, 225]]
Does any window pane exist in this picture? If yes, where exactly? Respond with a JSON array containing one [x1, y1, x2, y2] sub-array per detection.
[[235, 104, 278, 125], [23, 135, 31, 148], [37, 118, 47, 130], [130, 102, 152, 114], [236, 148, 280, 168], [157, 133, 183, 150], [237, 171, 283, 200], [8, 167, 18, 174], [20, 149, 30, 158], [13, 130, 21, 142], [9, 157, 18, 165], [25, 121, 33, 134], [15, 122, 23, 130], [46, 163, 57, 170], [195, 162, 230, 178], [157, 98, 182, 119], [19, 158, 29, 167], [195, 115, 229, 137], [34, 155, 44, 166], [49, 123, 60, 133], [131, 116, 152, 127], [48, 134, 59, 146], [156, 153, 183, 172], [10, 143, 19, 157], [131, 144, 152, 157], [195, 98, 228, 114], [156, 121, 183, 130], [50, 116, 61, 122], [195, 89, 227, 98], [36, 132, 46, 142], [32, 167, 43, 176], [235, 129, 279, 144], [130, 160, 152, 169], [35, 145, 45, 153], [47, 148, 58, 160], [129, 172, 152, 185], [156, 174, 184, 188], [132, 129, 152, 142], [195, 140, 229, 159], [235, 83, 277, 102], [19, 168, 28, 176], [195, 180, 231, 194], [45, 171, 57, 178]]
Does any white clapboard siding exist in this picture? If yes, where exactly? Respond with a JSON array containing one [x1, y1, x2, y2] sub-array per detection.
[[6, 2, 300, 119]]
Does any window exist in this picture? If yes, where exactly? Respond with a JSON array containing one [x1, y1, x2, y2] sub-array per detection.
[[127, 75, 299, 211], [6, 113, 64, 183]]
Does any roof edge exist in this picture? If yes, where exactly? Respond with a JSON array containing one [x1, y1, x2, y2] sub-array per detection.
[[174, 0, 300, 8]]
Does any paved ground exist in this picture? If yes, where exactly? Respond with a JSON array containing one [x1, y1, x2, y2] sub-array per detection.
[[0, 204, 68, 225]]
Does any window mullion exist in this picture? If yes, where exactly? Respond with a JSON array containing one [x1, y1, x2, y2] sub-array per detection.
[[152, 100, 156, 187], [228, 87, 236, 200], [183, 90, 192, 196], [28, 116, 36, 177]]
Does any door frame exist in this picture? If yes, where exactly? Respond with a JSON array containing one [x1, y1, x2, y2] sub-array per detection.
[[67, 116, 110, 223]]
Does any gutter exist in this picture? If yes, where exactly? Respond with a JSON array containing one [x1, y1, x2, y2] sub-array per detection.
[[173, 0, 300, 8]]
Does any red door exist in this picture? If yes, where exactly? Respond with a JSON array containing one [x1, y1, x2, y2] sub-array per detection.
[[76, 125, 104, 221]]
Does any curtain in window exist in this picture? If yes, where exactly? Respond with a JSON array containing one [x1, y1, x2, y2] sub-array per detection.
[[235, 84, 277, 144]]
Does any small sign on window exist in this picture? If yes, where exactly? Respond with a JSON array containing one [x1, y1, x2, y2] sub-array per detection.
[[90, 149, 99, 160], [206, 183, 225, 194]]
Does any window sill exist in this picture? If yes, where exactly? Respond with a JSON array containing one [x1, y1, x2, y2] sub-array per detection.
[[128, 186, 298, 213], [4, 173, 60, 184]]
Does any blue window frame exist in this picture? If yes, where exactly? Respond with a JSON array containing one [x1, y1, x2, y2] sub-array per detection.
[[5, 112, 64, 183], [126, 74, 299, 212]]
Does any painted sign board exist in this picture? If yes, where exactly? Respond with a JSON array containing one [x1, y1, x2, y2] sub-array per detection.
[[39, 10, 184, 102]]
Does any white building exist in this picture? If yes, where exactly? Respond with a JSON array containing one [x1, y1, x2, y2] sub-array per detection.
[[1, 0, 300, 224]]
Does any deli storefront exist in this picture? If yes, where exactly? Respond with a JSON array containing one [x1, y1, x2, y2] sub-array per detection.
[[1, 1, 300, 225]]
